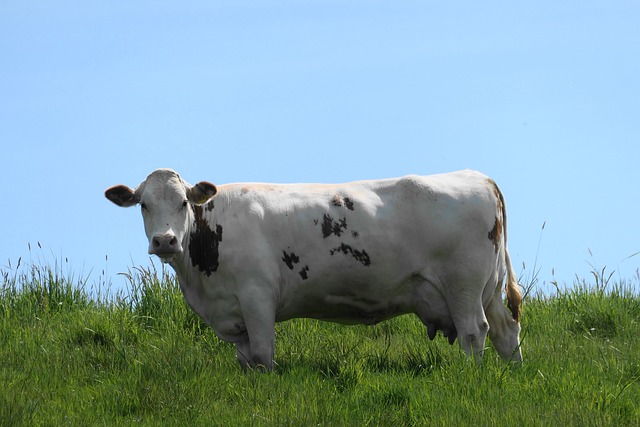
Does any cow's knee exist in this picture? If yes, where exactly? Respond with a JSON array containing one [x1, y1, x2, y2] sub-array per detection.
[[236, 338, 275, 372], [250, 340, 275, 371], [456, 318, 489, 362]]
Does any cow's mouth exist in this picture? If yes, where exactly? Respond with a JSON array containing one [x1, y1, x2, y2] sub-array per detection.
[[155, 252, 178, 263]]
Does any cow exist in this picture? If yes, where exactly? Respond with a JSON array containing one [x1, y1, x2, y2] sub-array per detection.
[[105, 168, 522, 370]]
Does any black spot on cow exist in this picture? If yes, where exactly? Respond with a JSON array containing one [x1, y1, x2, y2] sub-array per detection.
[[330, 243, 371, 266], [205, 200, 215, 211], [281, 251, 300, 270], [299, 265, 310, 280], [331, 194, 355, 211], [321, 214, 348, 238], [189, 205, 223, 276], [343, 197, 354, 211], [282, 251, 310, 280], [351, 231, 359, 239]]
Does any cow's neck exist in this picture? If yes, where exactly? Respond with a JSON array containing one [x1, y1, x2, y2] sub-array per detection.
[[169, 248, 210, 321], [168, 203, 221, 299]]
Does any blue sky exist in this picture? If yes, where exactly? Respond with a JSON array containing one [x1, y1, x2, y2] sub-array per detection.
[[1, 1, 639, 295]]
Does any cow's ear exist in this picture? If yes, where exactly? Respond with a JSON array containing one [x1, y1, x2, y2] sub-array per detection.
[[105, 185, 140, 207], [187, 181, 217, 205]]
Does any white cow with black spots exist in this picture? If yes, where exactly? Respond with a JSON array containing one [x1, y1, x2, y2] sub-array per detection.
[[105, 168, 522, 370]]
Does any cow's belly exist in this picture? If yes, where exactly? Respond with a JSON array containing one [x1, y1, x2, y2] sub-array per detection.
[[283, 293, 409, 325], [275, 273, 422, 325]]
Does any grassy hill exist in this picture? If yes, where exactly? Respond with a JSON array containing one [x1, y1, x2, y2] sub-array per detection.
[[1, 262, 639, 426]]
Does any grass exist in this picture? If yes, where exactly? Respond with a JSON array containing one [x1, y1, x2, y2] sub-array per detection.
[[1, 260, 639, 426]]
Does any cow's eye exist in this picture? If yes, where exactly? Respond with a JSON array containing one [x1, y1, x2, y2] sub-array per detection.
[[141, 203, 148, 211], [182, 200, 188, 208]]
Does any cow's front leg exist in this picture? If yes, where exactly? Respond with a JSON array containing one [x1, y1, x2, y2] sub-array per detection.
[[235, 338, 252, 371], [235, 325, 275, 372], [237, 292, 276, 371]]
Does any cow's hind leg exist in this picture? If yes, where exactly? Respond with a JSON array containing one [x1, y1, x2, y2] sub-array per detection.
[[449, 299, 490, 363], [486, 291, 522, 361]]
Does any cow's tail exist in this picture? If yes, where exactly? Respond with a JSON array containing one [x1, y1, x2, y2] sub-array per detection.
[[505, 250, 521, 322], [502, 196, 522, 322], [493, 179, 522, 322]]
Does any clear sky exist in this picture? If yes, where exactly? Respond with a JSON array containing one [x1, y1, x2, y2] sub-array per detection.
[[1, 1, 638, 295]]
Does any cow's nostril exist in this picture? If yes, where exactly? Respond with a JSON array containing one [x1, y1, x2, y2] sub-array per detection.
[[153, 237, 161, 248], [170, 236, 178, 246]]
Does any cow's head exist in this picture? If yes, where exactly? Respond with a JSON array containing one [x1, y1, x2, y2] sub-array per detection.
[[105, 169, 217, 261]]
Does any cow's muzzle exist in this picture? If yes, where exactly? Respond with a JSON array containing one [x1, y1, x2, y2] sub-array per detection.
[[149, 233, 182, 258]]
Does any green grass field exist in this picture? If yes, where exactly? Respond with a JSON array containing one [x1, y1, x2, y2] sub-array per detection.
[[1, 262, 639, 426]]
